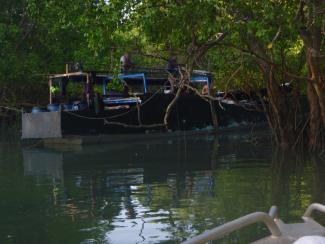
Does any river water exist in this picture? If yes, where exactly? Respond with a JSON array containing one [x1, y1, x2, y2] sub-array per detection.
[[0, 128, 325, 243]]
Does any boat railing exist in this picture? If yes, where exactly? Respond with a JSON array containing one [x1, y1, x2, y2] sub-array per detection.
[[182, 203, 325, 244], [268, 205, 278, 219], [303, 203, 325, 219], [182, 211, 282, 244]]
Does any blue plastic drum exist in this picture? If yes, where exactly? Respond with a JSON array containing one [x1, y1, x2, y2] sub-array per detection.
[[32, 107, 46, 114], [63, 104, 74, 111], [31, 107, 46, 113], [47, 104, 60, 112], [72, 101, 87, 111]]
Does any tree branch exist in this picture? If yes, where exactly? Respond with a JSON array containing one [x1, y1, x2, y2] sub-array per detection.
[[221, 43, 315, 83]]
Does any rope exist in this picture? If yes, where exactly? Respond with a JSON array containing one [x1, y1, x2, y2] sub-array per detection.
[[0, 83, 165, 124], [64, 85, 165, 121], [103, 120, 164, 129], [63, 111, 165, 128], [63, 110, 104, 120], [218, 100, 226, 110], [0, 105, 23, 113]]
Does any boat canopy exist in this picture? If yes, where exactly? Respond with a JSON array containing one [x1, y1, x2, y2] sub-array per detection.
[[48, 68, 212, 104]]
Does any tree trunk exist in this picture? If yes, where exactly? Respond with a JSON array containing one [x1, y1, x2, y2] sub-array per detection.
[[209, 100, 218, 129], [305, 49, 325, 152], [247, 34, 297, 149], [298, 0, 325, 151], [307, 48, 325, 125], [307, 82, 322, 151], [258, 62, 295, 149]]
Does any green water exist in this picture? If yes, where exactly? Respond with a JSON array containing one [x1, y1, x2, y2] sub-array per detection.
[[0, 130, 325, 243]]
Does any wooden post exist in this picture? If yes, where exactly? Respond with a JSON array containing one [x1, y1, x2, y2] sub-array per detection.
[[86, 74, 90, 107], [209, 100, 218, 129], [49, 78, 52, 104], [65, 64, 69, 74], [207, 81, 218, 130]]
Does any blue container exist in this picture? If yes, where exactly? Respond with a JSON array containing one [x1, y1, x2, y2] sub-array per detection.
[[73, 101, 87, 111], [31, 107, 46, 113], [47, 104, 60, 112], [79, 102, 87, 110], [63, 104, 74, 111]]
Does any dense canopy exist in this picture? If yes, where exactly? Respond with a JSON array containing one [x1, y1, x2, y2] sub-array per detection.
[[0, 0, 324, 150]]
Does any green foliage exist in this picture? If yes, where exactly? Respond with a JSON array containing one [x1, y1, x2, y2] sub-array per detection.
[[106, 79, 124, 93], [66, 83, 84, 98], [0, 0, 316, 105], [50, 86, 59, 94]]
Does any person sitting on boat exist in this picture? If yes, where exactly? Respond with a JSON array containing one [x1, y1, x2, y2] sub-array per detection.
[[201, 84, 210, 95], [120, 52, 134, 72], [167, 56, 178, 73]]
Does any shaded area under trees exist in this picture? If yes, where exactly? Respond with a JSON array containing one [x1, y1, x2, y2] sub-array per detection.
[[0, 0, 324, 152]]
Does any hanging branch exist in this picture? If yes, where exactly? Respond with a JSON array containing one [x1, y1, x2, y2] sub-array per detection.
[[163, 67, 189, 127], [221, 43, 315, 83], [136, 100, 142, 126]]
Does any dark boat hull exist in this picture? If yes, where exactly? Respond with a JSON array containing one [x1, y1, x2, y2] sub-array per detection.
[[60, 94, 265, 135]]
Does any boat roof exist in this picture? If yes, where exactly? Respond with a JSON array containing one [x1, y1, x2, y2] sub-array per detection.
[[48, 69, 212, 85], [49, 68, 211, 78]]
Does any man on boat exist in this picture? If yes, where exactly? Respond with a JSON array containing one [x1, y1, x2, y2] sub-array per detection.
[[201, 84, 210, 95], [120, 52, 134, 72], [167, 56, 178, 73]]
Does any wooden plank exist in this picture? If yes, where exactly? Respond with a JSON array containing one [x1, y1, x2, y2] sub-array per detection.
[[49, 71, 86, 79]]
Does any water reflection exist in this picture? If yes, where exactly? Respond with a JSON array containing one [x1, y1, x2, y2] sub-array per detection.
[[23, 150, 64, 181], [1, 131, 324, 243]]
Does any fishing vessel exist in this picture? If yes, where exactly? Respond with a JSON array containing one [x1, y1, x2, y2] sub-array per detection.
[[22, 65, 264, 141]]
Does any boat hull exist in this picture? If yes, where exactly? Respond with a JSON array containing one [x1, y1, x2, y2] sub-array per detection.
[[22, 94, 265, 139]]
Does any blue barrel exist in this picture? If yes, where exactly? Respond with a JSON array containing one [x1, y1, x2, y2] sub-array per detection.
[[47, 104, 60, 112], [78, 102, 87, 110], [31, 107, 46, 113], [63, 104, 74, 111], [72, 101, 87, 111]]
